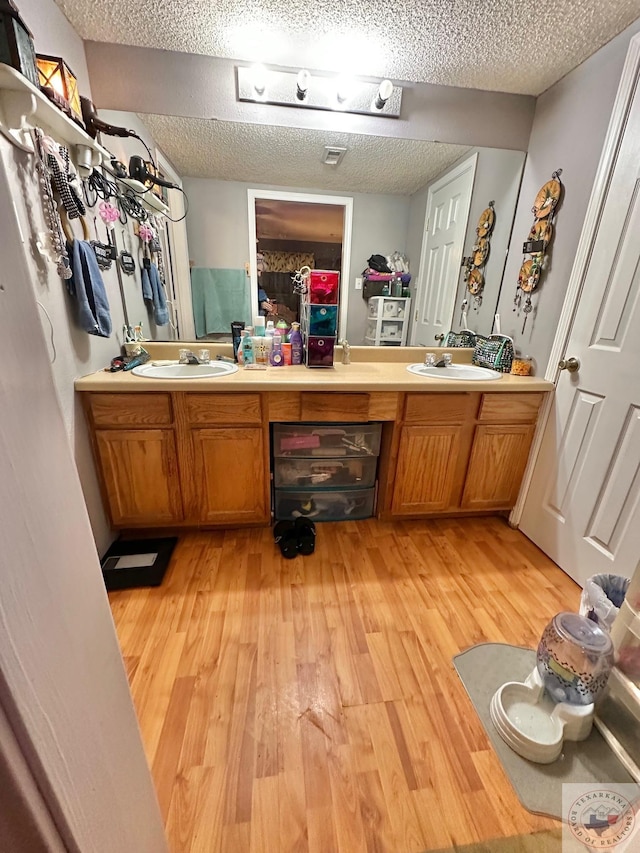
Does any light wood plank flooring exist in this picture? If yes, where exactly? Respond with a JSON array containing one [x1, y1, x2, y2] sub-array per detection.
[[109, 517, 580, 852]]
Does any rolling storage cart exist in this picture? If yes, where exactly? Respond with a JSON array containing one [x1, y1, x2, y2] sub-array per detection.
[[272, 423, 382, 521]]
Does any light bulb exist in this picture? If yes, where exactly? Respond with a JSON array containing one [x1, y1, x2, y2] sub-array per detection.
[[336, 75, 355, 104], [251, 64, 268, 96], [374, 79, 394, 110], [296, 69, 310, 100]]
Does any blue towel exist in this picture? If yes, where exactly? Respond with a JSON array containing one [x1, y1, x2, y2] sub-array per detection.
[[190, 268, 250, 336], [67, 240, 112, 337], [142, 262, 169, 326]]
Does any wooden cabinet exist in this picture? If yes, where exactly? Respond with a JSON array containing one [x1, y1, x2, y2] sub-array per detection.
[[95, 429, 183, 526], [82, 386, 546, 529], [391, 394, 475, 515], [84, 392, 269, 529], [462, 424, 535, 510], [392, 425, 466, 513], [389, 391, 543, 518]]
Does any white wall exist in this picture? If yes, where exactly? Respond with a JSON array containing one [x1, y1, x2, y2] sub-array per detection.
[[496, 16, 640, 372], [183, 177, 411, 343]]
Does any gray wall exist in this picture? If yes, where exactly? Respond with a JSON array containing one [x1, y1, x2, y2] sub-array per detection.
[[183, 178, 411, 343], [4, 0, 175, 554], [86, 42, 536, 152], [405, 147, 525, 340], [496, 17, 640, 373]]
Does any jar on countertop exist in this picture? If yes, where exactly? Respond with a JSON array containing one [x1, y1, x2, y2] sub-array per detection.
[[511, 355, 533, 376]]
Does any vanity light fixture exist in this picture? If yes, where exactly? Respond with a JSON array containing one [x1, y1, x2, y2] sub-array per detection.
[[237, 66, 402, 118], [296, 69, 310, 101]]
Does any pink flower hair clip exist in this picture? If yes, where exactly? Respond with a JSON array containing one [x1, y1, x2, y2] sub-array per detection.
[[99, 201, 120, 224], [138, 223, 154, 243]]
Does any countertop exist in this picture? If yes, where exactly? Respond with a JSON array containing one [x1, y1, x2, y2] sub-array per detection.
[[75, 358, 554, 394]]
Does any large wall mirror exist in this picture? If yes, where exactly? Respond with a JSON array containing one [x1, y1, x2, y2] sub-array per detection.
[[107, 112, 525, 345]]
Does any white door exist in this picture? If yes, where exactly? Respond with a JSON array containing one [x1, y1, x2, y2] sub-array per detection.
[[411, 154, 477, 346], [520, 45, 640, 588]]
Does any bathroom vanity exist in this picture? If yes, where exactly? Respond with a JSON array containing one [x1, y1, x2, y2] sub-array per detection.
[[76, 350, 552, 530]]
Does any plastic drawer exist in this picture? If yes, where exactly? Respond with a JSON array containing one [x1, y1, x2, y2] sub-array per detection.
[[274, 487, 376, 521], [274, 456, 377, 488], [273, 423, 382, 458]]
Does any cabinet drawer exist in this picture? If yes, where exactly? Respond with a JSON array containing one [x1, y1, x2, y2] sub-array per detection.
[[478, 393, 544, 423], [184, 393, 262, 425], [300, 392, 370, 421], [89, 393, 173, 427], [404, 393, 477, 424]]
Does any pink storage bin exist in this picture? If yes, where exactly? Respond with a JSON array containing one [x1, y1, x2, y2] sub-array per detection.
[[309, 270, 339, 304]]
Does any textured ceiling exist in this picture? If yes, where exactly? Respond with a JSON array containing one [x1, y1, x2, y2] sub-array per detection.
[[57, 0, 639, 95], [139, 115, 470, 194]]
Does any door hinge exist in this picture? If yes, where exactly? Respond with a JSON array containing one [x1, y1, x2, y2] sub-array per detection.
[[414, 309, 418, 321]]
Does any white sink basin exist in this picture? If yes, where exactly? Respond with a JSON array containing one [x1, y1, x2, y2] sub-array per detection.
[[406, 363, 503, 381], [132, 361, 238, 379]]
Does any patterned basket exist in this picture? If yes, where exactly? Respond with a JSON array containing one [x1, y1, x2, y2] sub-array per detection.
[[444, 329, 477, 348], [472, 334, 514, 373]]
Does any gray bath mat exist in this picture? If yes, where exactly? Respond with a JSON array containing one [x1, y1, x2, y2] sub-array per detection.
[[453, 643, 633, 820]]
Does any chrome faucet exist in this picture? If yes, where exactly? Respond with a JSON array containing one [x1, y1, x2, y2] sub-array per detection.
[[179, 349, 206, 365]]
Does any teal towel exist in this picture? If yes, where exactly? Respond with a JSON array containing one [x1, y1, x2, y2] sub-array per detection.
[[191, 268, 250, 337]]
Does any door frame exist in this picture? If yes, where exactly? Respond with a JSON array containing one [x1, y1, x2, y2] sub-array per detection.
[[510, 32, 640, 527], [410, 152, 478, 345], [155, 150, 196, 340], [247, 189, 354, 337]]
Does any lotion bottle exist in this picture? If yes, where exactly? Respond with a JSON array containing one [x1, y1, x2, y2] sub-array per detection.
[[289, 322, 303, 365], [269, 330, 284, 366], [241, 327, 255, 365]]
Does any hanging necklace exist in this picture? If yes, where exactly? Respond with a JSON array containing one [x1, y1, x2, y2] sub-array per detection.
[[32, 129, 72, 280]]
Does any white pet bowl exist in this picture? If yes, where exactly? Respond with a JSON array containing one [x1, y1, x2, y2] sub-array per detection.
[[490, 667, 594, 764]]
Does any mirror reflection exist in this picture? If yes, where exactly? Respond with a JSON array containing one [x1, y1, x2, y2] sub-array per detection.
[[107, 113, 525, 345]]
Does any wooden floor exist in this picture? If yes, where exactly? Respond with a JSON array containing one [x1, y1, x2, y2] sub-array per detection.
[[109, 517, 580, 853]]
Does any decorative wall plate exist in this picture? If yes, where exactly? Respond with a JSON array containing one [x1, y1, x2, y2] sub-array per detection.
[[518, 259, 541, 293], [528, 220, 554, 246], [533, 180, 561, 219], [472, 237, 490, 267], [467, 268, 484, 295], [477, 207, 495, 237]]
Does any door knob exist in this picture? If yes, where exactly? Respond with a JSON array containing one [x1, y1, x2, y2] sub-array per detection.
[[558, 357, 580, 373], [435, 333, 445, 342]]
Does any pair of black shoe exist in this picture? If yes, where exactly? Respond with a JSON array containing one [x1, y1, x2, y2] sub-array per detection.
[[273, 518, 316, 559]]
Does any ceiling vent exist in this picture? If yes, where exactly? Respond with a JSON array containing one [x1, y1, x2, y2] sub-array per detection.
[[322, 146, 347, 166]]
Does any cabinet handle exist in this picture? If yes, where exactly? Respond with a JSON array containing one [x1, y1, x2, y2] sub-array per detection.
[[434, 334, 445, 342]]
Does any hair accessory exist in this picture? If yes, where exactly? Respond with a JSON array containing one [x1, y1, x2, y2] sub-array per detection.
[[138, 223, 154, 242], [99, 201, 119, 224]]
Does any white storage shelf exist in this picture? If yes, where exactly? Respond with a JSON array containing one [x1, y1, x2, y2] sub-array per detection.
[[365, 296, 411, 346], [0, 66, 170, 216]]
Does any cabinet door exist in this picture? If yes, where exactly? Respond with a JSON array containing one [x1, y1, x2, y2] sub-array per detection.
[[95, 429, 183, 526], [190, 427, 269, 524], [462, 424, 535, 510], [392, 425, 465, 514]]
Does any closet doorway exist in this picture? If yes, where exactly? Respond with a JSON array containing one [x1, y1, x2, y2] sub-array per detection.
[[247, 190, 353, 336]]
